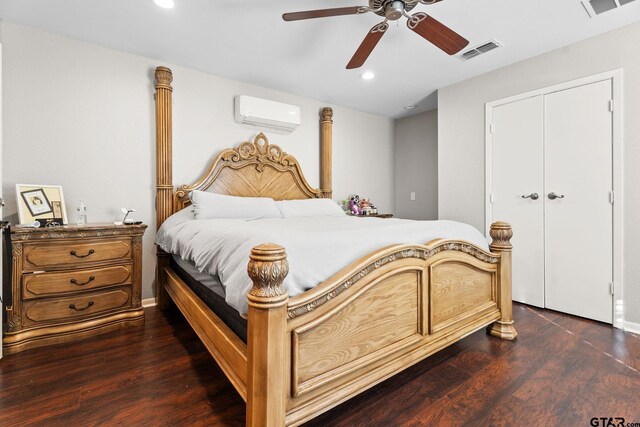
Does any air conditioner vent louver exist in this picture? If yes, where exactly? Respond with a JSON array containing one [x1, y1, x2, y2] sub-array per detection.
[[459, 40, 501, 61], [582, 0, 637, 17]]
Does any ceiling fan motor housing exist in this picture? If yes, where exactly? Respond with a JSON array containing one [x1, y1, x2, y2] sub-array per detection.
[[370, 0, 417, 20]]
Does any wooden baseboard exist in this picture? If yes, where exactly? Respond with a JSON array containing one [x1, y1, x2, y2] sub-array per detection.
[[142, 298, 157, 308], [624, 321, 640, 335]]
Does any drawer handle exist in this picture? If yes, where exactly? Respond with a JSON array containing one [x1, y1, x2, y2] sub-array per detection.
[[70, 276, 95, 286], [69, 301, 94, 312], [70, 249, 95, 258]]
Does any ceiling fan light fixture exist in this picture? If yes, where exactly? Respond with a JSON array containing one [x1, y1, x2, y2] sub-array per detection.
[[153, 0, 175, 9], [360, 71, 376, 80], [385, 1, 406, 20]]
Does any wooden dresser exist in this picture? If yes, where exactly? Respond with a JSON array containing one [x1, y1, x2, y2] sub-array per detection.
[[2, 223, 147, 354]]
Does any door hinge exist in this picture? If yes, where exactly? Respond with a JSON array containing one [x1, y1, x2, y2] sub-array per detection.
[[489, 124, 494, 134], [609, 282, 615, 295], [489, 194, 494, 204], [609, 100, 614, 112], [609, 191, 614, 204]]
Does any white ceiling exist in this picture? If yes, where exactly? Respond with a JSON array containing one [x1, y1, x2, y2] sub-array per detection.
[[1, 0, 639, 118]]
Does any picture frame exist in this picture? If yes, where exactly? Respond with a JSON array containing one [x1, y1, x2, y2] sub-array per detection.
[[16, 184, 68, 225]]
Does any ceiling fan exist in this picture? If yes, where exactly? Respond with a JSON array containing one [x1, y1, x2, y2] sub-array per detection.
[[283, 0, 470, 69]]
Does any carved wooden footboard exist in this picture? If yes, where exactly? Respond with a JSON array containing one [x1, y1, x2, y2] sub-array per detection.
[[246, 222, 517, 426]]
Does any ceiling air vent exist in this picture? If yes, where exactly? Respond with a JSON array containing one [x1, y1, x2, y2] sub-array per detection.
[[582, 0, 637, 17], [459, 40, 502, 61]]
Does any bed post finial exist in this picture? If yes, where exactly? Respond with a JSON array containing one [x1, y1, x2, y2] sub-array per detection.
[[155, 66, 173, 90], [320, 107, 333, 199], [488, 222, 518, 340], [246, 244, 289, 426], [155, 66, 174, 309]]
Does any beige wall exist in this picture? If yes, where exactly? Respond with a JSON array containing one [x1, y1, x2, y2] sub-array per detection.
[[438, 22, 640, 324], [1, 23, 395, 300], [394, 109, 438, 220]]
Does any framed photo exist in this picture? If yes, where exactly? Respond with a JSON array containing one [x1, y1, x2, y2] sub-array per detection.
[[16, 184, 68, 225]]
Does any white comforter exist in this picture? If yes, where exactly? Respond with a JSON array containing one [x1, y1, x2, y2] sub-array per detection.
[[156, 213, 489, 316]]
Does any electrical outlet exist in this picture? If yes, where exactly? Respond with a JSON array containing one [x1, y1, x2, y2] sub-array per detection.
[[410, 192, 416, 201]]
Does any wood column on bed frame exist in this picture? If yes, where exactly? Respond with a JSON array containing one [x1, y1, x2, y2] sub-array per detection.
[[155, 66, 174, 309], [488, 222, 518, 340], [320, 107, 333, 199], [246, 244, 290, 427]]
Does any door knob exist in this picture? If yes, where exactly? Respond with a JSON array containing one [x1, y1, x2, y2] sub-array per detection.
[[548, 192, 565, 200], [521, 193, 539, 200]]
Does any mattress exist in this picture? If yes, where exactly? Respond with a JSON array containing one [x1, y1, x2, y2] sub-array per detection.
[[171, 255, 225, 299], [170, 255, 247, 343]]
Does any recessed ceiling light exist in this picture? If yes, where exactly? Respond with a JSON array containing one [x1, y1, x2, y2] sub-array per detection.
[[154, 0, 175, 9], [403, 105, 417, 110], [360, 71, 375, 80]]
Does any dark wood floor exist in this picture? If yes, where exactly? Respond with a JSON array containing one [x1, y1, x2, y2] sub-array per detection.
[[2, 303, 639, 426]]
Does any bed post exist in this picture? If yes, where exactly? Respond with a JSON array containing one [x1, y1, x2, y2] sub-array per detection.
[[320, 107, 333, 199], [246, 244, 289, 427], [488, 221, 518, 340], [155, 66, 174, 310]]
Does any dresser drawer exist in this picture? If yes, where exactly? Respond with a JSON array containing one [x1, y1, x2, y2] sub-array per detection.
[[23, 238, 132, 270], [22, 264, 134, 299], [23, 287, 132, 326]]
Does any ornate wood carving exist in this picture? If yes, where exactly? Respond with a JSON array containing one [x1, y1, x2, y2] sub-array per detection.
[[6, 307, 21, 331], [155, 66, 174, 230], [155, 66, 174, 310], [13, 226, 145, 241], [174, 133, 323, 211], [489, 221, 513, 251], [247, 244, 289, 300], [320, 107, 333, 199], [8, 243, 24, 332], [132, 236, 143, 250], [287, 240, 498, 319]]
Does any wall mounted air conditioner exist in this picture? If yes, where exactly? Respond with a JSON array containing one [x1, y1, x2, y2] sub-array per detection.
[[234, 95, 301, 132]]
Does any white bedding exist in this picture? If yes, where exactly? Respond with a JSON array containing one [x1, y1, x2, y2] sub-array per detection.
[[156, 213, 489, 316]]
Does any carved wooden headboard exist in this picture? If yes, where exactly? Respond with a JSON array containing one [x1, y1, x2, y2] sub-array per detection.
[[154, 66, 333, 230], [173, 133, 323, 212]]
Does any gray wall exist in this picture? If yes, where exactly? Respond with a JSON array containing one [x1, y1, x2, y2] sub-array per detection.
[[438, 22, 640, 325], [394, 109, 438, 220], [1, 23, 395, 300]]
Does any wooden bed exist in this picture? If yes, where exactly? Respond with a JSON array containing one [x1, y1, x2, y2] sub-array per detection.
[[153, 66, 517, 426]]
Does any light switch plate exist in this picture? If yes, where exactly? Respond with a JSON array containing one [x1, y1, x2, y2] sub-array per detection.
[[410, 192, 416, 201]]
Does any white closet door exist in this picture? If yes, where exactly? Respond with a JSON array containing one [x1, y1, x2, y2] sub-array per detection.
[[544, 80, 613, 323], [491, 96, 545, 307]]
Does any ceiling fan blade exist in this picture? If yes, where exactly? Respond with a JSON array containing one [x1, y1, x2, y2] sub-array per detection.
[[346, 22, 389, 69], [406, 12, 469, 55], [283, 6, 366, 22]]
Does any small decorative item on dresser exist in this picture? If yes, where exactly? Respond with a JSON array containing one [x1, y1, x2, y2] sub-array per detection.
[[2, 223, 147, 354], [16, 184, 68, 225], [76, 200, 88, 225]]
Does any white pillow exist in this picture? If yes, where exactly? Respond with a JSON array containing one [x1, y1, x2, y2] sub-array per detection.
[[189, 191, 281, 220], [276, 198, 346, 218]]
